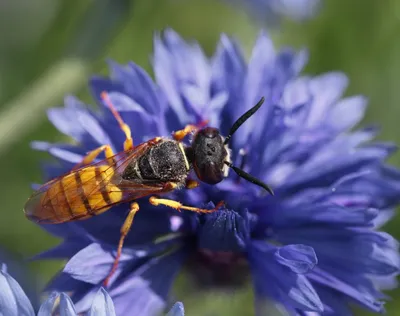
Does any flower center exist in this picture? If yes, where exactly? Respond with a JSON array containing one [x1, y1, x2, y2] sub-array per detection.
[[186, 249, 250, 288]]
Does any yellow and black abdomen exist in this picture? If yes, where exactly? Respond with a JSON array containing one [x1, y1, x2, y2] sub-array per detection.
[[24, 166, 122, 224]]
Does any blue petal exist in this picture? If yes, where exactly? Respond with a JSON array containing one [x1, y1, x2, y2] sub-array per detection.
[[162, 29, 210, 91], [59, 293, 78, 316], [330, 166, 400, 209], [326, 96, 367, 131], [166, 302, 185, 316], [233, 32, 275, 148], [132, 247, 187, 299], [38, 221, 90, 240], [197, 207, 250, 252], [105, 247, 188, 316], [212, 34, 245, 97], [306, 72, 349, 127], [152, 31, 191, 124], [47, 96, 87, 143], [272, 203, 378, 227], [46, 271, 89, 293], [274, 244, 317, 274], [247, 242, 323, 312], [309, 267, 385, 312], [282, 142, 393, 193], [88, 288, 116, 316], [75, 108, 113, 147], [64, 243, 138, 285], [237, 0, 320, 21], [108, 279, 165, 316], [212, 34, 246, 133], [275, 227, 398, 312], [276, 227, 399, 276], [31, 142, 86, 164], [103, 91, 161, 141], [249, 49, 306, 146], [47, 274, 97, 315], [49, 96, 112, 148], [0, 264, 35, 316], [281, 77, 311, 112], [33, 237, 91, 260], [314, 285, 353, 315], [102, 60, 165, 116], [38, 292, 59, 316]]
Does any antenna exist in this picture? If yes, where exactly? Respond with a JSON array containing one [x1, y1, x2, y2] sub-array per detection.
[[224, 97, 265, 145], [224, 161, 274, 195]]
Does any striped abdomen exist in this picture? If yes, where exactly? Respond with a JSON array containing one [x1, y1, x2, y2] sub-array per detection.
[[25, 166, 122, 224]]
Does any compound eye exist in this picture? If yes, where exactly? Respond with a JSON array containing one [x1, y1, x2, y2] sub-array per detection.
[[193, 161, 223, 184]]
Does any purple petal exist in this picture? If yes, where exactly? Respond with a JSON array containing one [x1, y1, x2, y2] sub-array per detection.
[[166, 302, 185, 316], [33, 237, 91, 260], [47, 97, 86, 142], [0, 264, 35, 316], [309, 267, 385, 312], [152, 32, 188, 124], [100, 60, 164, 115], [283, 140, 392, 191], [76, 109, 113, 147], [281, 76, 311, 112], [274, 244, 317, 274], [38, 292, 59, 316], [313, 285, 353, 315], [235, 32, 275, 147], [163, 29, 210, 89], [88, 288, 116, 316], [197, 207, 250, 252], [279, 227, 399, 276], [64, 243, 138, 284], [327, 96, 367, 131], [247, 242, 323, 312], [106, 247, 187, 316], [273, 204, 378, 227], [31, 142, 85, 164], [212, 34, 245, 99], [109, 278, 165, 316], [104, 91, 160, 140], [59, 293, 78, 316], [306, 72, 349, 127]]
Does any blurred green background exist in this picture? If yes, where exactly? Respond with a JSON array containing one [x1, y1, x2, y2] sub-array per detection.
[[0, 0, 399, 314]]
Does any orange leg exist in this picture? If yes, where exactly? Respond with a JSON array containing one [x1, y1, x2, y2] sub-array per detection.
[[185, 179, 199, 190], [172, 120, 209, 142], [103, 202, 140, 287], [172, 124, 199, 142], [73, 144, 115, 170], [101, 91, 134, 151], [149, 196, 222, 214]]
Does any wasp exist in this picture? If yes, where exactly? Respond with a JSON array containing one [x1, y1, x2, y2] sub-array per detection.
[[24, 91, 273, 286]]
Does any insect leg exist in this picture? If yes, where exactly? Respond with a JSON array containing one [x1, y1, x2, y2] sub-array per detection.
[[103, 202, 140, 287], [172, 120, 209, 141], [185, 179, 199, 190], [101, 91, 134, 151], [172, 125, 199, 141], [149, 197, 221, 214], [73, 145, 115, 170]]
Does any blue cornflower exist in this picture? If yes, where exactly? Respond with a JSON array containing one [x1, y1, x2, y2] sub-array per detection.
[[227, 0, 321, 22], [0, 263, 184, 316], [0, 263, 114, 316], [31, 29, 400, 315]]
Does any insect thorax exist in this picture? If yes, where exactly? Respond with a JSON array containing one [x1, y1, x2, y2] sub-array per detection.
[[122, 139, 189, 184]]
